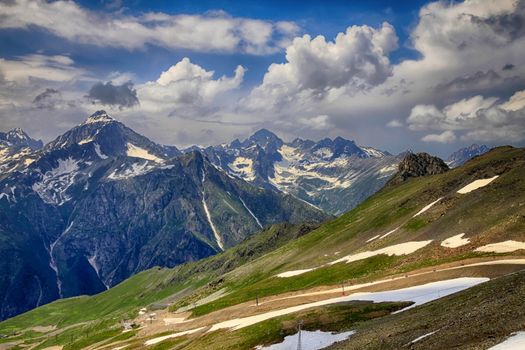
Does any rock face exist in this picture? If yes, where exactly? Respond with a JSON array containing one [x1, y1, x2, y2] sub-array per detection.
[[388, 152, 449, 185], [447, 144, 490, 168], [200, 129, 401, 215], [0, 128, 43, 172], [0, 111, 329, 320]]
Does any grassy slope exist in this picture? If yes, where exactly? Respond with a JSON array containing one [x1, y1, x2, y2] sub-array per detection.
[[188, 146, 525, 316], [1, 146, 524, 348]]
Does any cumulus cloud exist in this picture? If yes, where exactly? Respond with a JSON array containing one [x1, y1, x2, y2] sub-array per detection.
[[407, 90, 525, 143], [0, 0, 298, 54], [245, 22, 398, 111], [421, 131, 457, 143], [138, 57, 245, 113], [87, 81, 139, 109]]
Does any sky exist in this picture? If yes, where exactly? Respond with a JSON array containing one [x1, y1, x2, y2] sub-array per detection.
[[1, 0, 525, 157]]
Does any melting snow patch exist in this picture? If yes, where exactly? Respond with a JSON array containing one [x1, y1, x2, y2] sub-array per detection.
[[366, 235, 380, 243], [413, 198, 442, 217], [488, 331, 525, 349], [457, 176, 499, 194], [329, 240, 433, 265], [409, 331, 437, 345], [239, 197, 263, 228], [475, 241, 525, 253], [107, 161, 154, 180], [379, 227, 399, 240], [256, 330, 355, 350], [441, 233, 470, 248], [277, 268, 316, 278], [126, 143, 163, 163]]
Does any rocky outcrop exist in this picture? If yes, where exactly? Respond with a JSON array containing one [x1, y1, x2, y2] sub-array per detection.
[[388, 152, 449, 185]]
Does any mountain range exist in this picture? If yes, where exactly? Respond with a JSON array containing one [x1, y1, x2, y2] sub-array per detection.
[[1, 143, 522, 349], [0, 111, 491, 321], [0, 111, 329, 320]]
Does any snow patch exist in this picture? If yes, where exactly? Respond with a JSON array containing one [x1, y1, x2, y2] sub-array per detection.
[[202, 170, 224, 251], [277, 269, 316, 278], [441, 233, 470, 248], [330, 240, 433, 265], [256, 330, 355, 350], [475, 241, 525, 253], [32, 157, 80, 205], [366, 234, 380, 243], [457, 176, 499, 194], [126, 143, 163, 163], [239, 197, 263, 228], [488, 332, 525, 349], [409, 331, 437, 345], [413, 198, 442, 217], [108, 161, 155, 180], [94, 143, 108, 159], [379, 227, 399, 240], [228, 157, 256, 181]]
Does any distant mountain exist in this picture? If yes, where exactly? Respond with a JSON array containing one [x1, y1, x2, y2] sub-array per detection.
[[0, 111, 328, 320], [0, 128, 43, 173], [447, 144, 490, 168], [200, 129, 400, 214]]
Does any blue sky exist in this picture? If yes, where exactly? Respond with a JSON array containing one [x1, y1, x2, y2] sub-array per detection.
[[0, 0, 524, 156]]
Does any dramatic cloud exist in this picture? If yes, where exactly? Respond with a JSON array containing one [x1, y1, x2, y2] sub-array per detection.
[[87, 81, 139, 109], [0, 0, 299, 54], [138, 58, 245, 113], [407, 91, 525, 143], [245, 22, 398, 111]]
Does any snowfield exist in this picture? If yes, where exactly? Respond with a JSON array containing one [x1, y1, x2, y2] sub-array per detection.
[[457, 176, 499, 194], [441, 233, 470, 248], [277, 269, 316, 278]]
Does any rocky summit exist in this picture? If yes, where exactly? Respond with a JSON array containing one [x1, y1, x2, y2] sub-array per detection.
[[387, 152, 449, 185]]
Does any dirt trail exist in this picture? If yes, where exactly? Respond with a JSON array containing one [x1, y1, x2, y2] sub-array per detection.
[[132, 257, 525, 343]]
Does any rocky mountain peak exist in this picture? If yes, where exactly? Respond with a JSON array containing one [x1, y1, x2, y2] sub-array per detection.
[[244, 128, 283, 150], [388, 152, 449, 185], [83, 110, 115, 125], [0, 128, 43, 150]]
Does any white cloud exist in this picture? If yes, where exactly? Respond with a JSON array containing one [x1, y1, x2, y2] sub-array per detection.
[[245, 22, 398, 111], [138, 58, 245, 113], [421, 131, 457, 143], [0, 0, 298, 54], [409, 90, 525, 143], [386, 119, 403, 128], [0, 54, 84, 83]]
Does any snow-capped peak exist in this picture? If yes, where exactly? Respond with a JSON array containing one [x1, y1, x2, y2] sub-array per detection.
[[83, 110, 115, 125]]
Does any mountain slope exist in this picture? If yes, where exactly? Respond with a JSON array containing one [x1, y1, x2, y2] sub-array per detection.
[[0, 111, 329, 320], [202, 129, 401, 215], [0, 128, 43, 173], [1, 146, 523, 349]]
